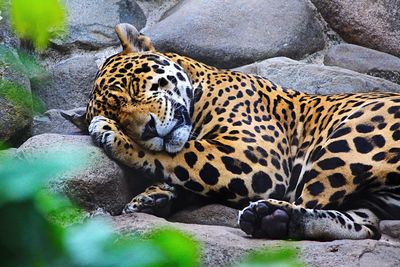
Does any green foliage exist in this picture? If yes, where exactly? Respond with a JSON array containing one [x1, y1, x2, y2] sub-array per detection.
[[0, 152, 202, 267], [9, 0, 67, 50]]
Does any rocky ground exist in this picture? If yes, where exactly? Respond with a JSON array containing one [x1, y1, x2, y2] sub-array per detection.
[[2, 0, 400, 266]]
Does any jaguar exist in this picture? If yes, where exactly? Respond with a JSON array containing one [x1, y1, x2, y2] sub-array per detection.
[[70, 23, 400, 240]]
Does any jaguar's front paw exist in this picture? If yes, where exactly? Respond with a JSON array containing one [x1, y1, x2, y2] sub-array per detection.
[[122, 184, 176, 217], [88, 116, 118, 152], [238, 199, 291, 239]]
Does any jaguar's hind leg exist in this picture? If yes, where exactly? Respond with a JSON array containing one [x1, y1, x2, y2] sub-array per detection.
[[239, 199, 380, 240]]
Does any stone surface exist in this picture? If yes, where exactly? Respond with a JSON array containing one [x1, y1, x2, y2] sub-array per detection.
[[380, 221, 400, 239], [16, 134, 155, 215], [52, 0, 146, 50], [145, 0, 325, 68], [110, 213, 400, 267], [0, 9, 20, 48], [235, 57, 400, 94], [324, 44, 400, 84], [0, 47, 32, 146], [169, 204, 239, 228], [310, 0, 400, 57], [136, 0, 181, 29], [31, 55, 98, 110], [32, 107, 86, 136]]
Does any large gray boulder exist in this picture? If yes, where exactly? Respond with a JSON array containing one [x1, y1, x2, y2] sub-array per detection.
[[235, 57, 400, 94], [145, 0, 326, 68], [310, 0, 400, 57], [324, 44, 400, 84], [111, 213, 400, 267], [52, 0, 146, 50], [31, 55, 97, 110], [16, 134, 155, 215]]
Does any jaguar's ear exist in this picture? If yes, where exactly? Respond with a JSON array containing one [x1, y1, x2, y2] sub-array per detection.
[[60, 108, 88, 133], [115, 23, 155, 54]]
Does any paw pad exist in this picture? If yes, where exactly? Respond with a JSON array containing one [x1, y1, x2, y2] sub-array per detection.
[[239, 200, 290, 239]]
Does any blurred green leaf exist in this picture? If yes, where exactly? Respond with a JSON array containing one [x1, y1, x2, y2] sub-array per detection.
[[148, 228, 200, 267], [36, 190, 87, 227], [10, 0, 67, 50], [0, 150, 86, 205], [236, 246, 304, 267]]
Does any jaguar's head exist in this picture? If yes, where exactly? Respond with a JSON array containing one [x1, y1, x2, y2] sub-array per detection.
[[88, 23, 193, 153]]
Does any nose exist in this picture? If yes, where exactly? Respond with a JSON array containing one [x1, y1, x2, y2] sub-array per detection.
[[141, 115, 159, 140]]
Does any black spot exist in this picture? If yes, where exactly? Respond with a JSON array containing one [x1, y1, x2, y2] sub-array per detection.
[[356, 124, 374, 133], [269, 183, 286, 199], [262, 135, 275, 143], [184, 152, 198, 168], [317, 157, 345, 170], [337, 215, 346, 225], [371, 115, 384, 123], [199, 163, 220, 185], [353, 137, 373, 153], [305, 200, 318, 209], [134, 64, 151, 74], [371, 102, 384, 111], [350, 163, 372, 176], [329, 190, 346, 202], [174, 166, 189, 181], [393, 131, 400, 141], [372, 135, 385, 148], [327, 173, 347, 188], [271, 158, 281, 170], [251, 171, 272, 193], [194, 141, 205, 152], [167, 75, 177, 84], [138, 151, 145, 158], [176, 72, 186, 81], [327, 140, 351, 153], [354, 211, 369, 218], [124, 63, 133, 69], [307, 181, 324, 196], [354, 224, 362, 231], [221, 156, 252, 174], [154, 159, 164, 178], [390, 123, 400, 131], [228, 178, 249, 196], [158, 77, 168, 87], [244, 150, 258, 163], [372, 152, 386, 161], [330, 127, 351, 139], [184, 180, 204, 192], [348, 111, 363, 119], [288, 164, 302, 192], [388, 106, 400, 114]]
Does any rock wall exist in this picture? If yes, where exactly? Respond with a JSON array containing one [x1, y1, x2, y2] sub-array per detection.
[[1, 0, 400, 266]]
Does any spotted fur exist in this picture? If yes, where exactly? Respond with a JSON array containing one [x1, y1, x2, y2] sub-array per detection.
[[85, 23, 400, 240]]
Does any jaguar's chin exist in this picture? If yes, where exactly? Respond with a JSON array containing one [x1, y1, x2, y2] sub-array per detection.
[[139, 125, 191, 154], [164, 125, 191, 153]]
